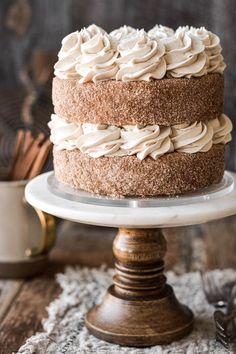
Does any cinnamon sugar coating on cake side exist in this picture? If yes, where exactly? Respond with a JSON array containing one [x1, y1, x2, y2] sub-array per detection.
[[53, 145, 225, 197], [52, 74, 224, 126]]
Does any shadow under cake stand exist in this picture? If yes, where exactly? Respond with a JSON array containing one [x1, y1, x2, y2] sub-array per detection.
[[25, 171, 236, 347]]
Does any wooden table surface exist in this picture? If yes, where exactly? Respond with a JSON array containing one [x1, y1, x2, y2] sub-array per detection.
[[0, 217, 236, 354]]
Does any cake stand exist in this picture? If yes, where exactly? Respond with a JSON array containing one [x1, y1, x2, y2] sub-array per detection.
[[25, 171, 236, 347]]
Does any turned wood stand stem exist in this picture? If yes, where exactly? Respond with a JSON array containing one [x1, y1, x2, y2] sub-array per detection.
[[86, 228, 194, 347], [113, 228, 167, 298]]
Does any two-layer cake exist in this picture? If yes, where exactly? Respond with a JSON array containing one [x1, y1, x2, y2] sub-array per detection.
[[49, 24, 232, 197]]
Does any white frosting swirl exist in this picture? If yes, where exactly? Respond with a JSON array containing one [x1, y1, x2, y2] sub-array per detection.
[[49, 114, 232, 159], [163, 29, 208, 78], [116, 30, 166, 81], [208, 114, 232, 144], [148, 25, 175, 40], [75, 32, 118, 83], [120, 125, 173, 159], [75, 124, 122, 158], [110, 25, 137, 41], [54, 30, 84, 79], [54, 24, 118, 82], [187, 26, 226, 74], [48, 114, 83, 150], [86, 24, 105, 36], [171, 121, 213, 153], [54, 24, 226, 81], [48, 116, 173, 160]]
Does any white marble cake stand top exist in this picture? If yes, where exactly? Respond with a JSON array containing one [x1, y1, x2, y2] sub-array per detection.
[[25, 171, 236, 228]]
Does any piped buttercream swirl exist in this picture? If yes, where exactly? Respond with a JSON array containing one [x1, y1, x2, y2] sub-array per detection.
[[49, 114, 232, 160], [148, 25, 175, 40], [187, 26, 226, 74], [54, 30, 84, 79], [120, 125, 173, 159], [75, 32, 118, 83], [54, 24, 226, 80], [110, 25, 137, 41], [208, 113, 232, 144], [163, 29, 208, 78], [116, 30, 166, 81], [54, 24, 118, 82], [48, 114, 83, 150], [171, 121, 213, 153], [75, 124, 122, 158]]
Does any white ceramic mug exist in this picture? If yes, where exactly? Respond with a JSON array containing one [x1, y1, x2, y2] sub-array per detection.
[[0, 180, 56, 278]]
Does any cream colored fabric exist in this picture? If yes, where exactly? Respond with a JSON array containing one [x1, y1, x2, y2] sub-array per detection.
[[17, 267, 235, 354]]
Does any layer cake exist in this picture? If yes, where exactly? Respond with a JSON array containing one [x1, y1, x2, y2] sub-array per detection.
[[49, 24, 232, 197]]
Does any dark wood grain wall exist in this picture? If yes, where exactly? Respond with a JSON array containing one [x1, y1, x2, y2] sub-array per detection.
[[0, 0, 235, 169]]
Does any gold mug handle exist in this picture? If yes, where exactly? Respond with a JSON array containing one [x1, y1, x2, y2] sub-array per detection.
[[23, 198, 56, 257]]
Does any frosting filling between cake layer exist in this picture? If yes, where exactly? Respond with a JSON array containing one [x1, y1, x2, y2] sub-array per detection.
[[49, 114, 232, 160]]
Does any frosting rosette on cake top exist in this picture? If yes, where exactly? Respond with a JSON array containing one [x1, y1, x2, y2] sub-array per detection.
[[163, 28, 208, 78], [54, 24, 118, 82], [148, 25, 175, 40], [54, 31, 84, 79], [54, 23, 226, 80], [187, 26, 226, 74], [75, 32, 118, 83], [116, 30, 166, 81], [110, 25, 137, 41], [86, 24, 106, 35], [54, 25, 106, 79]]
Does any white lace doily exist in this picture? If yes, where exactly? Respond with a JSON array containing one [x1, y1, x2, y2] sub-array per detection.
[[17, 267, 236, 354]]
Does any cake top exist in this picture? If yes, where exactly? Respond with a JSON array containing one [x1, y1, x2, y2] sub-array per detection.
[[54, 24, 226, 83]]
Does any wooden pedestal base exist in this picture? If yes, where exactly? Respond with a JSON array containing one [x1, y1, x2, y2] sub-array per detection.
[[85, 228, 194, 347]]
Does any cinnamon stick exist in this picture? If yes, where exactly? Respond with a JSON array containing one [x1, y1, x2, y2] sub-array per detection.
[[13, 132, 45, 180], [22, 130, 34, 153], [8, 130, 51, 181], [8, 129, 25, 180], [10, 131, 45, 180], [27, 139, 52, 179]]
